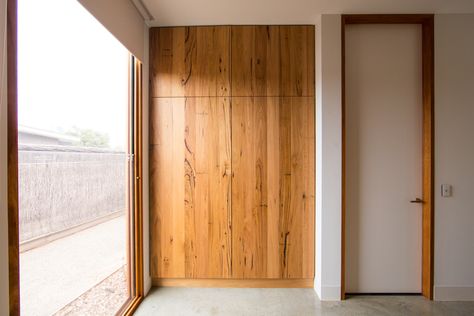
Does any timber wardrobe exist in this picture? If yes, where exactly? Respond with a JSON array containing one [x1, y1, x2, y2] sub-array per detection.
[[150, 25, 315, 287]]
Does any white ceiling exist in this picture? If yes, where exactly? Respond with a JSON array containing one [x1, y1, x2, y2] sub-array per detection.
[[137, 0, 474, 26]]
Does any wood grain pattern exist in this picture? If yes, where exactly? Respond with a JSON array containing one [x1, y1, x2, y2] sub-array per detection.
[[120, 56, 145, 316], [150, 97, 232, 278], [341, 14, 434, 25], [421, 16, 435, 300], [149, 25, 316, 283], [152, 278, 314, 288], [231, 97, 315, 279], [150, 27, 230, 97], [231, 26, 280, 96], [279, 26, 315, 97], [341, 17, 346, 300], [231, 96, 270, 278], [231, 26, 315, 97], [150, 98, 186, 278], [7, 0, 20, 314], [131, 57, 145, 298]]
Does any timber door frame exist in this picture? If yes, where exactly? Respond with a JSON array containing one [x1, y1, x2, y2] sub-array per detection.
[[341, 14, 434, 300], [6, 1, 144, 314], [7, 0, 20, 314]]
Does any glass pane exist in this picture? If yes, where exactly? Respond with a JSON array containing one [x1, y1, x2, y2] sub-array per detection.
[[18, 0, 131, 315]]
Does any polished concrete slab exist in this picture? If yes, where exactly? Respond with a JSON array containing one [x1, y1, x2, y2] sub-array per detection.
[[134, 287, 474, 316]]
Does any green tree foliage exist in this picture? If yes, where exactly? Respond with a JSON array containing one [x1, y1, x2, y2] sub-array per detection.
[[67, 127, 110, 148]]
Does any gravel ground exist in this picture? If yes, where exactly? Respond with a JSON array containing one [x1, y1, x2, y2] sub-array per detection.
[[54, 265, 128, 316]]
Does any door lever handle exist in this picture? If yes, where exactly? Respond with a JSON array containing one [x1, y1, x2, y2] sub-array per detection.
[[410, 198, 424, 204]]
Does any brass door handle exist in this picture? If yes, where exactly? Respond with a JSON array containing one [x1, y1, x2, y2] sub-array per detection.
[[410, 198, 424, 203]]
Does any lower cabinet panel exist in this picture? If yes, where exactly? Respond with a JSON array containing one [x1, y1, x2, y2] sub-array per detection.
[[231, 97, 315, 279], [150, 97, 232, 278], [149, 96, 315, 281]]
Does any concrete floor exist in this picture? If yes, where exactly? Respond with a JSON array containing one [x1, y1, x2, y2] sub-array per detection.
[[134, 288, 474, 316], [20, 216, 126, 316]]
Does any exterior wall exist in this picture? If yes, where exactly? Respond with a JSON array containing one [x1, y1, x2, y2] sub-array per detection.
[[18, 146, 126, 242], [19, 133, 59, 145], [18, 132, 74, 146]]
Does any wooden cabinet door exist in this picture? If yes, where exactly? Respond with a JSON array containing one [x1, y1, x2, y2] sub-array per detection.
[[231, 97, 315, 279], [150, 26, 230, 97], [231, 26, 280, 97], [279, 26, 315, 97], [231, 26, 315, 97], [150, 97, 232, 278], [149, 25, 315, 282]]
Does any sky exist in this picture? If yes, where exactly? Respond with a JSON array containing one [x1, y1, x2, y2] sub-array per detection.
[[18, 0, 130, 149]]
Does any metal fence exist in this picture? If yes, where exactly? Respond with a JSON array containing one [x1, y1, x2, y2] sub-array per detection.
[[18, 145, 126, 242]]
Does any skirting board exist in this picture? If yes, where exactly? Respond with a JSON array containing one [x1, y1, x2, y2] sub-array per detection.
[[434, 287, 474, 301], [152, 278, 314, 288]]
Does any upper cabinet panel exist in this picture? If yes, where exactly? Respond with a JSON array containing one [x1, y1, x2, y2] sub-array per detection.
[[150, 26, 231, 97], [231, 26, 280, 97], [232, 25, 315, 97], [279, 26, 315, 97]]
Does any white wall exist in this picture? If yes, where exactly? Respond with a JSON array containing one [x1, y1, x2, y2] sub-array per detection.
[[434, 14, 474, 301], [78, 0, 146, 61], [1, 0, 10, 313], [316, 13, 474, 301], [143, 0, 474, 27], [315, 14, 342, 301]]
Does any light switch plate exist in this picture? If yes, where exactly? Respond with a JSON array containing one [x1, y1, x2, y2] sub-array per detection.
[[441, 184, 452, 197]]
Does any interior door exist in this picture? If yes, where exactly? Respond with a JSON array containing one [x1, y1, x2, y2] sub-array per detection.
[[345, 24, 423, 293]]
